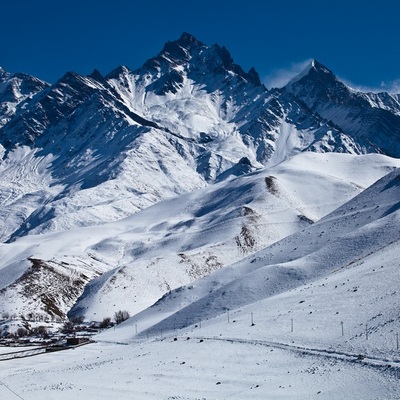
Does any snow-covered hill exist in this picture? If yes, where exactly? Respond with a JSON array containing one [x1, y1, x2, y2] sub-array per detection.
[[1, 164, 399, 400], [0, 32, 400, 322], [0, 153, 398, 321], [0, 33, 400, 399], [100, 165, 400, 344]]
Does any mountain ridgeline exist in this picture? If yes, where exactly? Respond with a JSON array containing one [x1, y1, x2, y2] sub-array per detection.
[[0, 33, 399, 321], [1, 33, 400, 241]]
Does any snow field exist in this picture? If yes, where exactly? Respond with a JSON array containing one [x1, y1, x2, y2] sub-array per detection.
[[1, 330, 399, 400], [1, 153, 399, 321]]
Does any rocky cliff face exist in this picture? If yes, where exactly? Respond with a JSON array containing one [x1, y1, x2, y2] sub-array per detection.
[[285, 59, 400, 157]]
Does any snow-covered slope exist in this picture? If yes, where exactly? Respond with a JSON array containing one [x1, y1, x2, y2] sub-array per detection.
[[1, 33, 400, 322], [2, 319, 399, 400], [104, 166, 400, 344], [0, 34, 399, 399], [0, 153, 398, 320], [0, 67, 48, 130], [4, 165, 397, 400], [286, 60, 400, 157], [1, 34, 400, 242]]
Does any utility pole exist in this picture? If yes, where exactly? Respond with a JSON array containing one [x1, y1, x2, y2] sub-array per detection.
[[341, 321, 344, 337], [365, 324, 368, 340], [291, 318, 293, 333], [251, 312, 254, 326]]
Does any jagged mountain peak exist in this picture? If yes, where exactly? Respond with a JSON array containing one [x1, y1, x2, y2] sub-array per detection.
[[54, 69, 109, 92], [105, 32, 203, 79], [0, 67, 48, 89], [0, 66, 10, 80], [176, 31, 205, 48], [285, 58, 353, 105], [137, 33, 263, 88], [287, 59, 337, 88], [0, 68, 49, 130], [105, 65, 132, 80], [309, 59, 332, 73], [56, 70, 82, 84], [285, 59, 400, 158], [89, 68, 104, 81], [162, 32, 205, 59], [142, 32, 206, 70], [247, 66, 262, 86]]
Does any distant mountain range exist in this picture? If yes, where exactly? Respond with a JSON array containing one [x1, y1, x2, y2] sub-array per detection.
[[0, 33, 399, 322]]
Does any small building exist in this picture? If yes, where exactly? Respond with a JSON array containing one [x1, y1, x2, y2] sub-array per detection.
[[66, 337, 90, 346]]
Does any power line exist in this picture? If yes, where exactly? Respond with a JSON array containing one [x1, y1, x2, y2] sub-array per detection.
[[0, 380, 26, 400]]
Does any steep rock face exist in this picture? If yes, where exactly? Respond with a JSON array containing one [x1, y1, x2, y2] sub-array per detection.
[[0, 36, 400, 242], [0, 67, 49, 145], [285, 60, 400, 157], [106, 33, 361, 173]]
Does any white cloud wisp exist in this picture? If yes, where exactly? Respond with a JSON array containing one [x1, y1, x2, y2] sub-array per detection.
[[263, 59, 313, 89]]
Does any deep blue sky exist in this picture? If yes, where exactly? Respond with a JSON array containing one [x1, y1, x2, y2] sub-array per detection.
[[2, 0, 400, 91]]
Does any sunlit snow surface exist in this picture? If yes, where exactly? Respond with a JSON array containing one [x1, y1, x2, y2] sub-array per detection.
[[1, 153, 399, 320], [1, 237, 400, 399], [0, 152, 399, 400], [1, 37, 400, 399]]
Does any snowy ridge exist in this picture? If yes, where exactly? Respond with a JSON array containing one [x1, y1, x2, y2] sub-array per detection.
[[1, 34, 400, 242], [0, 153, 398, 321], [0, 34, 400, 399], [100, 167, 400, 347], [0, 67, 48, 129], [0, 33, 400, 324], [286, 60, 400, 157]]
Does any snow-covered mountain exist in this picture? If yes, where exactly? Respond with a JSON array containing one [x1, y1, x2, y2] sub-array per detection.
[[2, 167, 400, 399], [0, 153, 398, 321], [115, 164, 400, 340], [0, 33, 400, 322], [0, 67, 48, 130], [1, 33, 400, 243], [286, 59, 400, 157]]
